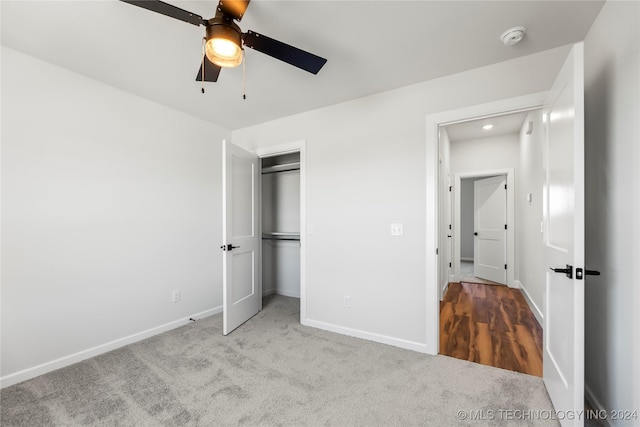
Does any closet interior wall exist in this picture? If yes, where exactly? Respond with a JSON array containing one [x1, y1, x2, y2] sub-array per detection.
[[261, 153, 301, 298]]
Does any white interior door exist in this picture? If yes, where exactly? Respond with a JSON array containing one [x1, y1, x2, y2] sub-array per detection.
[[543, 43, 584, 425], [473, 175, 507, 284], [222, 140, 261, 335]]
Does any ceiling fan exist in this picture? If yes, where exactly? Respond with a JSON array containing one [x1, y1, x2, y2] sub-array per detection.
[[120, 0, 327, 84]]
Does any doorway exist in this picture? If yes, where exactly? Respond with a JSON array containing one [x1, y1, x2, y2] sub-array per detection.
[[437, 111, 541, 375], [425, 93, 547, 355], [460, 175, 507, 285], [222, 140, 307, 335], [255, 140, 308, 322], [429, 99, 546, 374], [260, 152, 301, 299], [454, 170, 514, 286]]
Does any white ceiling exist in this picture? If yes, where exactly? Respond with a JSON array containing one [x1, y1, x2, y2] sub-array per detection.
[[445, 111, 531, 142], [1, 0, 604, 130]]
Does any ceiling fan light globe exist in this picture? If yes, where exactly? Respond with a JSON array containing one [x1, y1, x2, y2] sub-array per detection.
[[206, 38, 242, 67], [205, 21, 243, 68]]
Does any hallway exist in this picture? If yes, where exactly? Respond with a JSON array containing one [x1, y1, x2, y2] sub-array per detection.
[[439, 281, 543, 376]]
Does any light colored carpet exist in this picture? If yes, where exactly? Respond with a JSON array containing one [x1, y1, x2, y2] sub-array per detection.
[[1, 295, 558, 426]]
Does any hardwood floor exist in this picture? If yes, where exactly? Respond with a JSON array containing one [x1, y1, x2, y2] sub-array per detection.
[[439, 281, 543, 376]]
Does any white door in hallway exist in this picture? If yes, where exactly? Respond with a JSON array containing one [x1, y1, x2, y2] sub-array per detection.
[[473, 175, 507, 284], [222, 140, 261, 335], [543, 43, 585, 426]]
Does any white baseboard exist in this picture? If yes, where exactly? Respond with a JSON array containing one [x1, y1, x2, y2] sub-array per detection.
[[302, 318, 431, 354], [0, 305, 223, 389], [441, 282, 451, 300], [262, 288, 276, 297], [263, 289, 300, 298], [585, 383, 612, 427], [273, 289, 300, 298], [514, 280, 543, 326]]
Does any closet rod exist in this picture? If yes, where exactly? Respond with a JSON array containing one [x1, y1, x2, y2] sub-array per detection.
[[261, 236, 300, 241], [262, 232, 300, 241]]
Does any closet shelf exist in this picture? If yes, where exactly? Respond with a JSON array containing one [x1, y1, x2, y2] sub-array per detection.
[[261, 162, 300, 175], [262, 232, 300, 241]]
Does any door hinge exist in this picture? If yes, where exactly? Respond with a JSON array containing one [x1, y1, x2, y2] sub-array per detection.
[[449, 262, 452, 268], [449, 224, 452, 230], [436, 248, 439, 255], [504, 184, 507, 190], [504, 264, 507, 270], [449, 186, 452, 192], [505, 224, 508, 230]]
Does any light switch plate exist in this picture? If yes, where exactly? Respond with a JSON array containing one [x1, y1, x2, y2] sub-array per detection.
[[391, 223, 404, 236]]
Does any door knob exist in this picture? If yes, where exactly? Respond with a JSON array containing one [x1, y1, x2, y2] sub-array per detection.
[[550, 264, 573, 279]]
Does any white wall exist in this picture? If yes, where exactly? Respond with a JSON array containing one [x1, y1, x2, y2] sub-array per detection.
[[1, 47, 230, 385], [583, 0, 640, 420], [516, 110, 545, 321], [450, 133, 520, 175], [231, 47, 570, 350]]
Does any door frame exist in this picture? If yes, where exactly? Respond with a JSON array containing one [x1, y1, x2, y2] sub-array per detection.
[[254, 140, 307, 323], [453, 170, 514, 286], [425, 92, 546, 355]]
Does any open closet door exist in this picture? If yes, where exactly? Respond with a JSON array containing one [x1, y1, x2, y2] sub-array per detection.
[[543, 43, 585, 425], [473, 175, 507, 284], [222, 140, 261, 335]]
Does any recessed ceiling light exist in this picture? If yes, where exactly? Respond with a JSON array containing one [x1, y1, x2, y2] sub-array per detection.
[[483, 124, 494, 130]]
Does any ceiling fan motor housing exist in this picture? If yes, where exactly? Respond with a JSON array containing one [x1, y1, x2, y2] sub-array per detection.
[[206, 18, 243, 48]]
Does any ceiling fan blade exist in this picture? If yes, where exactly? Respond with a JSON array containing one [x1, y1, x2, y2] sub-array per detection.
[[120, 0, 204, 26], [196, 56, 222, 82], [217, 0, 250, 21], [243, 30, 327, 75]]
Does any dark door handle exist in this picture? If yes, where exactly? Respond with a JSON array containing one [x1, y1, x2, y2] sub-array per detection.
[[576, 268, 601, 280], [220, 244, 240, 251], [474, 232, 478, 236], [550, 264, 573, 279]]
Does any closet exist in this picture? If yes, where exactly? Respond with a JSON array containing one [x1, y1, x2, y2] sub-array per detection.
[[261, 152, 300, 298]]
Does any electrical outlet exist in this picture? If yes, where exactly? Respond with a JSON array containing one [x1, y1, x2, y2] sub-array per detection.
[[391, 223, 404, 236], [172, 290, 180, 303], [344, 295, 350, 308]]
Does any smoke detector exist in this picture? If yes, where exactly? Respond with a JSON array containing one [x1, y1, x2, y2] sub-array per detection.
[[500, 26, 527, 46]]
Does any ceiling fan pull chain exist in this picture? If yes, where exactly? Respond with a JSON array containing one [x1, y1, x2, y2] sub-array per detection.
[[242, 50, 247, 100], [201, 37, 206, 94]]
